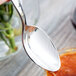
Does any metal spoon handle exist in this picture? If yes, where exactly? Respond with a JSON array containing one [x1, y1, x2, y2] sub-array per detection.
[[11, 0, 27, 51], [11, 0, 27, 25]]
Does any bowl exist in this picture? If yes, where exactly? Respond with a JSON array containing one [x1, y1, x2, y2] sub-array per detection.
[[45, 48, 76, 76], [0, 2, 22, 61]]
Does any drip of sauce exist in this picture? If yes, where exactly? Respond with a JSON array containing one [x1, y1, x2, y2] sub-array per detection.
[[46, 51, 76, 76]]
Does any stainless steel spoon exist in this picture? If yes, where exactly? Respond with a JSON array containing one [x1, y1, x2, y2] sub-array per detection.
[[11, 0, 61, 71]]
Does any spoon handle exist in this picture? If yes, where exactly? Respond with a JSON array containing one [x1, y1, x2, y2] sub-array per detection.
[[18, 0, 27, 25], [11, 0, 27, 25], [11, 0, 27, 51]]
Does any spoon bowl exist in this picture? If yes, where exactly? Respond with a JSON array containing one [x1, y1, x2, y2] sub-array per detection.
[[23, 26, 60, 71]]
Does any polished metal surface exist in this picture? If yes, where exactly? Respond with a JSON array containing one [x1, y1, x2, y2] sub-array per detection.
[[11, 0, 60, 71], [24, 26, 60, 71]]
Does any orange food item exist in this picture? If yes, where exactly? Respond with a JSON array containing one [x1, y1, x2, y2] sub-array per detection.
[[46, 52, 76, 76], [25, 26, 36, 32], [0, 0, 10, 5]]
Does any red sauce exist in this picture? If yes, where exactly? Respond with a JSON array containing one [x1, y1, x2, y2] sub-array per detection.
[[46, 52, 76, 76]]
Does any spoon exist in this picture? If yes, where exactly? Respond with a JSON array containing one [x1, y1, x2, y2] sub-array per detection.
[[11, 0, 61, 71]]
